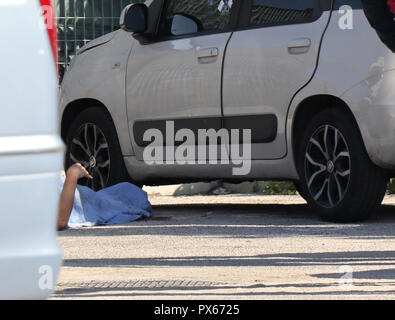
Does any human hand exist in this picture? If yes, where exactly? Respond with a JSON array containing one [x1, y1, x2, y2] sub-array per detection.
[[66, 163, 93, 182]]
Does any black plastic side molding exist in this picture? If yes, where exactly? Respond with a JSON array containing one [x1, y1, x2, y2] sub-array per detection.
[[133, 115, 278, 147]]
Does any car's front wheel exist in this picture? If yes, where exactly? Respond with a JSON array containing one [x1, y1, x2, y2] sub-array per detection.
[[65, 107, 130, 191], [297, 108, 388, 222]]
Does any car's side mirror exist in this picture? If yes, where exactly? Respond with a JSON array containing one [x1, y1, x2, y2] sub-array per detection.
[[171, 14, 200, 36], [120, 3, 148, 33]]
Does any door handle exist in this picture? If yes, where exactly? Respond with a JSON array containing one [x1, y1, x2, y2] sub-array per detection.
[[197, 47, 219, 59], [287, 38, 311, 54]]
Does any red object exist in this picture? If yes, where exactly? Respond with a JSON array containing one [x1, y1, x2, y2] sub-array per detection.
[[39, 0, 58, 67], [388, 0, 395, 15]]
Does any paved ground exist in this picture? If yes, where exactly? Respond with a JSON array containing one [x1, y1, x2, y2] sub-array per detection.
[[52, 193, 395, 300]]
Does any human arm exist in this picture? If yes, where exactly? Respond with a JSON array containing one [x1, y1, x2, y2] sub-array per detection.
[[57, 163, 93, 230]]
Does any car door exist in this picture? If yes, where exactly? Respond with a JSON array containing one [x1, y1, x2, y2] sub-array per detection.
[[222, 0, 332, 160], [126, 0, 238, 164]]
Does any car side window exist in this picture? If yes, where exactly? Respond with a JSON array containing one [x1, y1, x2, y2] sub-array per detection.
[[249, 0, 315, 26], [158, 0, 233, 37]]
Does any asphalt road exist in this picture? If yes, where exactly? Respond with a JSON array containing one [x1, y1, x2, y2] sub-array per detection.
[[52, 194, 395, 300]]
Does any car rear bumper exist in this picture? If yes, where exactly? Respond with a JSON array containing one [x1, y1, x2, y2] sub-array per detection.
[[0, 134, 64, 299]]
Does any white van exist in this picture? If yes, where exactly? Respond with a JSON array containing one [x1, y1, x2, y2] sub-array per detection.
[[0, 0, 63, 299]]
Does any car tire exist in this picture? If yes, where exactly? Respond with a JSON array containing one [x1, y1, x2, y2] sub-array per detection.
[[65, 107, 131, 191], [296, 108, 388, 222], [294, 180, 308, 201]]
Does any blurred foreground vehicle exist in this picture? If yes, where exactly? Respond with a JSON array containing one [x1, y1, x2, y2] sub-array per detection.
[[0, 0, 63, 299]]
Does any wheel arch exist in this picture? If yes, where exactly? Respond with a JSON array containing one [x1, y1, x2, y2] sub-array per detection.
[[291, 94, 361, 168], [60, 98, 112, 142]]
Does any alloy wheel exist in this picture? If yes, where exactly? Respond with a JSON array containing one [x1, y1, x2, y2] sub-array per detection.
[[304, 124, 351, 209], [68, 123, 110, 191]]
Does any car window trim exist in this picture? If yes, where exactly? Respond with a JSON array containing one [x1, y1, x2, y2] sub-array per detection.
[[236, 0, 326, 31]]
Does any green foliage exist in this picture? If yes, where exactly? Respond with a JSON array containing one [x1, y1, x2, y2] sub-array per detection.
[[387, 178, 395, 195], [263, 181, 297, 195]]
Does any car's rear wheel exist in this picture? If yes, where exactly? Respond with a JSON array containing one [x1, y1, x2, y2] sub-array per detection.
[[65, 107, 130, 191], [297, 108, 388, 222]]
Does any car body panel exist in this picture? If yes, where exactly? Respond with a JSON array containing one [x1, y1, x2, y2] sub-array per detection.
[[340, 69, 395, 169], [124, 153, 299, 182], [223, 11, 331, 160], [59, 30, 136, 156], [0, 2, 58, 136], [126, 32, 233, 162], [0, 169, 63, 300], [0, 0, 63, 299], [287, 9, 395, 170]]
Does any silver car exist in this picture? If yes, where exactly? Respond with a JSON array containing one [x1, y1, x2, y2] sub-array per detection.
[[59, 0, 395, 222]]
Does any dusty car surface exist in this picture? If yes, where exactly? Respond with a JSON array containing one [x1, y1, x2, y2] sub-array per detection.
[[60, 0, 395, 222]]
